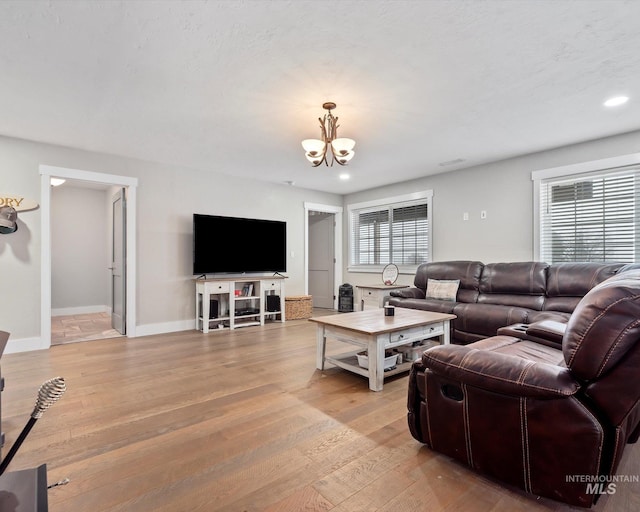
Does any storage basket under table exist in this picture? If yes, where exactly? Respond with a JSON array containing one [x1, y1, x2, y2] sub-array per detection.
[[285, 295, 313, 319]]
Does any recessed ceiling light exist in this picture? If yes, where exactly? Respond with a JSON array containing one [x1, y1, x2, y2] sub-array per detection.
[[339, 174, 350, 180], [603, 96, 629, 107]]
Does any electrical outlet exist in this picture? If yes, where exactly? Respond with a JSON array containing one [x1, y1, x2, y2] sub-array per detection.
[[463, 212, 469, 221], [480, 210, 487, 219]]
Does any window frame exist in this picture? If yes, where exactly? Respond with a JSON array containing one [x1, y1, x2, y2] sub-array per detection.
[[347, 190, 433, 274], [532, 153, 640, 263]]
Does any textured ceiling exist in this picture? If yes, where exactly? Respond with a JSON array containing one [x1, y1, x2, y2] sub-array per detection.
[[1, 0, 639, 194]]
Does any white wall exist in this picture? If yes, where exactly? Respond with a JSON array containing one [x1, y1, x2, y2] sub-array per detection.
[[0, 134, 341, 348], [51, 185, 109, 314], [343, 129, 640, 288]]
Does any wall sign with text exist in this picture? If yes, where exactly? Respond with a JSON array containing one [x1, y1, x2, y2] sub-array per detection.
[[0, 194, 39, 212], [0, 194, 38, 234]]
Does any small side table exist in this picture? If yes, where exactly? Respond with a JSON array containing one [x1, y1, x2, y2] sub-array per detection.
[[355, 284, 409, 311]]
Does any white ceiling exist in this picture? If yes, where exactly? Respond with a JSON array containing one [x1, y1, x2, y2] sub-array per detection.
[[1, 0, 640, 194]]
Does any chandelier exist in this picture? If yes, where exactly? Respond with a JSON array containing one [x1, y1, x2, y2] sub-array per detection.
[[301, 102, 355, 166]]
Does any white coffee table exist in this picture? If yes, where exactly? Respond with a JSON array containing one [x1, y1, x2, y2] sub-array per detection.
[[310, 308, 455, 391]]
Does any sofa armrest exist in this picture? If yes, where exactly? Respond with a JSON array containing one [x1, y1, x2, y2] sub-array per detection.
[[422, 344, 580, 398], [389, 287, 425, 299], [526, 320, 566, 344]]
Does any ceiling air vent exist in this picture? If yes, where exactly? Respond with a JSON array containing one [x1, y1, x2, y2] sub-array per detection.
[[438, 158, 466, 167]]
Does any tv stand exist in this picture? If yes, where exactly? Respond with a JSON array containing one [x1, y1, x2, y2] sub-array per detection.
[[195, 276, 286, 332]]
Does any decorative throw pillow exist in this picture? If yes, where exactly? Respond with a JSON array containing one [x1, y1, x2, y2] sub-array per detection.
[[425, 279, 460, 301]]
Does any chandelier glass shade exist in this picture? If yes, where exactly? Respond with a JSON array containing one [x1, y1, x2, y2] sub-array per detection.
[[302, 102, 355, 166]]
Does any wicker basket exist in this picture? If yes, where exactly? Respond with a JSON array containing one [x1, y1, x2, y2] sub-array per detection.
[[285, 295, 313, 319]]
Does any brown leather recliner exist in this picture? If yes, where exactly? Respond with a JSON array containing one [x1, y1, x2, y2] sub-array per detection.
[[407, 269, 640, 507]]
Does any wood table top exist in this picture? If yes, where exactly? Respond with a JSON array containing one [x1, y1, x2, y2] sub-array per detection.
[[309, 308, 455, 335]]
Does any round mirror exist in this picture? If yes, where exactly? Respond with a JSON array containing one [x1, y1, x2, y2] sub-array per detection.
[[382, 263, 399, 285]]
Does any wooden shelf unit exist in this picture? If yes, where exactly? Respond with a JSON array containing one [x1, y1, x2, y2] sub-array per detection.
[[195, 276, 286, 332]]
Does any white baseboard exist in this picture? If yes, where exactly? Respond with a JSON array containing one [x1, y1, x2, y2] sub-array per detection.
[[135, 319, 196, 337], [52, 305, 110, 317], [6, 320, 196, 354], [5, 336, 49, 354]]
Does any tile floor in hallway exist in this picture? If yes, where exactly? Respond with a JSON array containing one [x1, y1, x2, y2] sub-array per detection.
[[51, 312, 122, 345]]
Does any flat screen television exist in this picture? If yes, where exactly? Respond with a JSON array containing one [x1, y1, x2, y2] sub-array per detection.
[[193, 214, 287, 275]]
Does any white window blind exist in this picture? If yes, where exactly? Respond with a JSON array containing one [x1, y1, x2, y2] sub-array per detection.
[[392, 203, 429, 265], [355, 209, 390, 265], [539, 168, 640, 263], [348, 192, 431, 272]]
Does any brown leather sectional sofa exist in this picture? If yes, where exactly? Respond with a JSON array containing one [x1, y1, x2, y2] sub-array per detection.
[[388, 260, 627, 344], [406, 266, 640, 507]]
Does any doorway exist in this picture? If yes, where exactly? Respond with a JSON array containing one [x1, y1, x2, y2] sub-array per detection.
[[304, 202, 343, 310], [308, 211, 335, 309], [40, 165, 138, 349], [49, 182, 125, 345]]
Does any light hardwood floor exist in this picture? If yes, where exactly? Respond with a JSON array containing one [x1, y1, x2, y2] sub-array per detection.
[[2, 315, 638, 511]]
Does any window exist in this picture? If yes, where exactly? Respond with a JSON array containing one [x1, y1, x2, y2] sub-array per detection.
[[348, 191, 432, 272], [533, 154, 640, 264]]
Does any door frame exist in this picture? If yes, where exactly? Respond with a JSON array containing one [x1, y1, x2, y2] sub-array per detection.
[[304, 202, 343, 310], [40, 165, 138, 348]]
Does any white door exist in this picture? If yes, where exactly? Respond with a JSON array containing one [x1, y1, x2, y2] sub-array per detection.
[[308, 212, 335, 309], [111, 189, 126, 334]]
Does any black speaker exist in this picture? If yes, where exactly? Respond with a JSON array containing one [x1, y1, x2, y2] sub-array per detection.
[[339, 296, 353, 312], [209, 299, 219, 319], [338, 283, 354, 312], [266, 295, 280, 312], [339, 283, 353, 297]]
